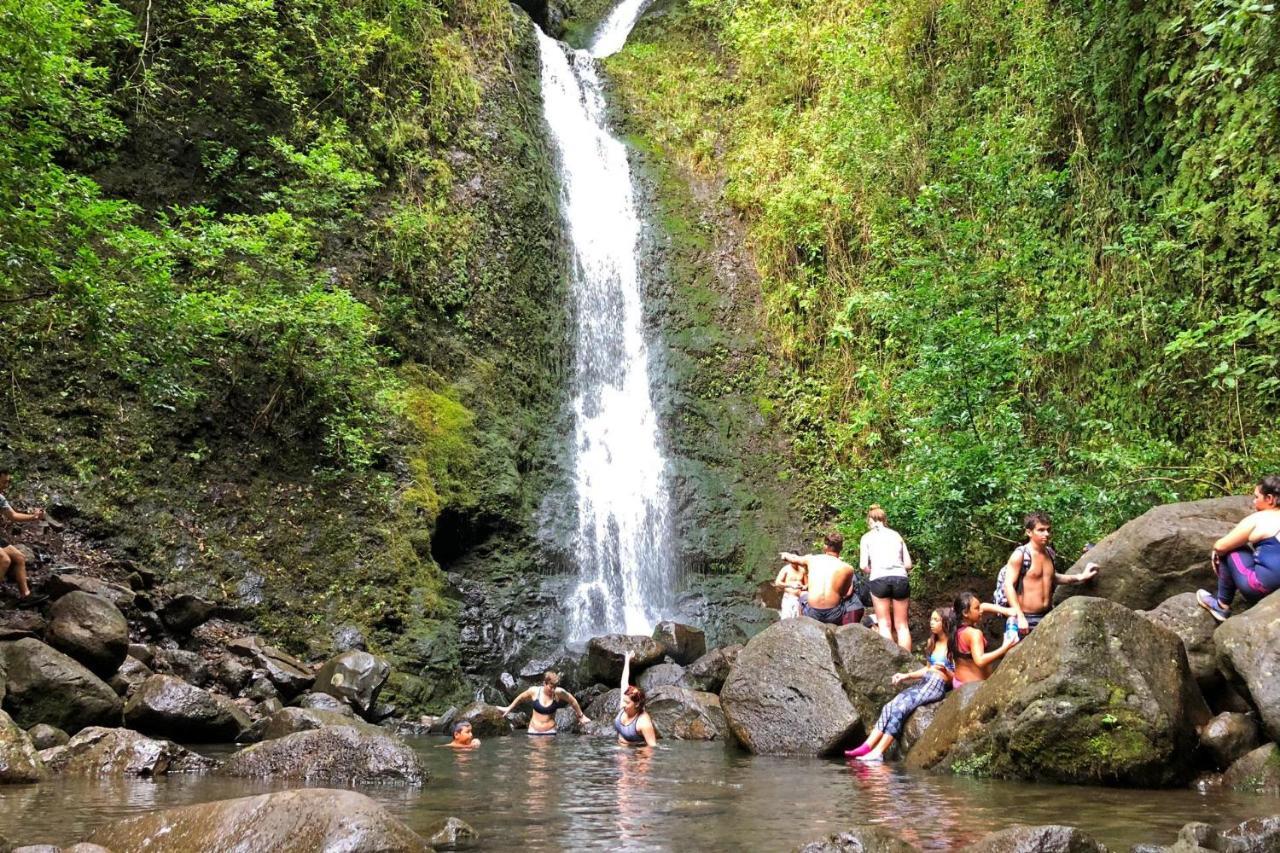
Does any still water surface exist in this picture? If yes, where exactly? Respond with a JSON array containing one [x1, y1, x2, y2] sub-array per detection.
[[5, 735, 1278, 851]]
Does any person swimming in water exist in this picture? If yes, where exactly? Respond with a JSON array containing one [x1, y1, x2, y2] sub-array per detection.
[[1198, 476, 1280, 622], [500, 671, 591, 735], [952, 591, 1017, 685], [614, 651, 657, 747], [845, 608, 955, 762], [439, 720, 481, 749]]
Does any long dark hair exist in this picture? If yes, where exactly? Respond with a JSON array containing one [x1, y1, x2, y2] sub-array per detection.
[[951, 591, 980, 654], [1259, 476, 1280, 502], [928, 608, 957, 664]]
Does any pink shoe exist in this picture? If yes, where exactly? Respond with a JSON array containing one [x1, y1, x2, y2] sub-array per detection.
[[844, 743, 872, 758]]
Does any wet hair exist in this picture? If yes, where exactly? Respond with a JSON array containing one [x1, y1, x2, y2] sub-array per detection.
[[624, 685, 647, 711], [1258, 476, 1280, 502], [1023, 511, 1052, 532], [867, 505, 888, 525], [927, 609, 957, 663], [823, 531, 844, 554], [543, 671, 560, 688], [453, 721, 472, 734]]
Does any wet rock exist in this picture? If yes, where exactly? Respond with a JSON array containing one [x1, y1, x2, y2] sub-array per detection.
[[220, 726, 426, 786], [1221, 743, 1280, 794], [831, 624, 915, 726], [0, 611, 45, 642], [0, 709, 46, 783], [1055, 496, 1250, 611], [261, 707, 380, 740], [905, 598, 1208, 786], [431, 706, 459, 735], [585, 635, 665, 684], [126, 644, 152, 666], [1140, 592, 1220, 692], [332, 625, 367, 653], [44, 574, 136, 610], [637, 662, 685, 691], [457, 702, 512, 737], [159, 593, 216, 633], [150, 648, 210, 687], [584, 688, 622, 736], [26, 723, 68, 750], [1215, 592, 1280, 741], [85, 788, 431, 852], [292, 691, 356, 716], [425, 816, 479, 851], [677, 644, 742, 694], [108, 656, 153, 698], [959, 824, 1109, 852], [227, 637, 313, 697], [45, 592, 129, 678], [497, 671, 519, 699], [243, 671, 279, 702], [900, 683, 982, 758], [210, 655, 251, 695], [1222, 815, 1280, 850], [796, 825, 919, 852], [124, 675, 250, 742], [40, 726, 215, 776], [646, 686, 729, 740], [652, 621, 706, 665], [721, 618, 861, 756], [1, 638, 123, 732], [313, 650, 390, 716], [898, 701, 939, 757], [1200, 712, 1259, 770]]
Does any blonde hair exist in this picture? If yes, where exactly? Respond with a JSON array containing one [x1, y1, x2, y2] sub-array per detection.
[[543, 671, 561, 688], [868, 505, 888, 525]]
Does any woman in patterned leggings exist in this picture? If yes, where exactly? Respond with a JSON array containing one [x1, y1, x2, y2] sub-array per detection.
[[846, 608, 955, 762]]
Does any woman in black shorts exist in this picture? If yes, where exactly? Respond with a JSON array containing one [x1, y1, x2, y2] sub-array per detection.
[[858, 505, 913, 651]]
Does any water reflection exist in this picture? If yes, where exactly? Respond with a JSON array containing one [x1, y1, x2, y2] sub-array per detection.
[[6, 736, 1280, 851]]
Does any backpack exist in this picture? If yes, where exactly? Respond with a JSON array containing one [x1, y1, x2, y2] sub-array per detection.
[[993, 544, 1057, 607]]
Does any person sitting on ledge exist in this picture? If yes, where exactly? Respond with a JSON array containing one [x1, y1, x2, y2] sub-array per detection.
[[1198, 475, 1280, 622], [781, 531, 862, 625], [953, 592, 1017, 685], [0, 466, 55, 606], [500, 670, 591, 735], [439, 720, 481, 749]]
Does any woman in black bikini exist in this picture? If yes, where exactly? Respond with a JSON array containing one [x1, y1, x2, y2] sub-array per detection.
[[500, 671, 591, 735]]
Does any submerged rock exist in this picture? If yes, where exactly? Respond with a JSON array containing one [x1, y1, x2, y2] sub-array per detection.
[[1, 638, 122, 733], [45, 592, 129, 678], [0, 709, 46, 783], [85, 788, 431, 852], [220, 726, 426, 786], [1215, 592, 1280, 741], [584, 635, 665, 684], [905, 598, 1208, 786], [651, 621, 706, 665], [645, 685, 728, 740], [312, 650, 390, 716], [124, 675, 250, 742], [425, 816, 479, 851], [796, 825, 919, 852], [40, 726, 215, 776], [959, 824, 1109, 852]]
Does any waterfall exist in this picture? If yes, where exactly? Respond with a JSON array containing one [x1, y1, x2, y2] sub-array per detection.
[[536, 5, 676, 641]]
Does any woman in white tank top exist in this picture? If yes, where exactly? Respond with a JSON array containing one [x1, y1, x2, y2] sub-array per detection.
[[858, 505, 913, 651]]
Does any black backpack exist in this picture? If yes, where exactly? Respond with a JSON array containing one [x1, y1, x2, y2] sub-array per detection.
[[993, 544, 1056, 607]]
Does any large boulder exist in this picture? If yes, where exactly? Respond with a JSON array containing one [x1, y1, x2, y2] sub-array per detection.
[[721, 618, 861, 756], [959, 825, 1109, 852], [159, 594, 216, 633], [900, 682, 982, 758], [1, 638, 123, 732], [1199, 712, 1259, 770], [1221, 743, 1280, 794], [905, 598, 1208, 786], [220, 726, 426, 786], [583, 688, 623, 737], [796, 825, 919, 852], [44, 574, 136, 609], [645, 686, 729, 740], [261, 707, 381, 740], [584, 635, 665, 685], [312, 651, 390, 716], [1215, 592, 1280, 741], [1139, 592, 1220, 692], [831, 624, 915, 726], [226, 637, 314, 697], [457, 703, 512, 738], [149, 647, 210, 687], [44, 592, 129, 678], [1055, 496, 1250, 611], [651, 622, 707, 666], [124, 675, 250, 742], [678, 645, 742, 694], [40, 726, 215, 776], [0, 709, 45, 783], [637, 663, 685, 692], [85, 788, 431, 852]]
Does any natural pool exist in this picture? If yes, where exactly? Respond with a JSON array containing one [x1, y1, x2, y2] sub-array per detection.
[[4, 735, 1279, 850]]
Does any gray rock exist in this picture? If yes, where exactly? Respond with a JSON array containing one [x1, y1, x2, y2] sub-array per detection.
[[243, 671, 279, 702], [261, 707, 380, 740], [584, 635, 665, 685], [425, 816, 479, 851], [1222, 815, 1280, 851], [1222, 743, 1280, 794], [905, 598, 1208, 786], [26, 723, 68, 750], [1, 638, 122, 732], [652, 621, 707, 665], [0, 709, 45, 783], [45, 592, 129, 678], [291, 692, 356, 716], [721, 618, 861, 756], [126, 644, 153, 666], [1200, 712, 1259, 770], [796, 825, 919, 852], [227, 637, 313, 697], [1140, 592, 1220, 691], [831, 624, 916, 728], [958, 824, 1109, 852], [637, 662, 685, 691], [1055, 496, 1250, 611], [220, 726, 426, 786], [108, 656, 154, 698], [86, 788, 431, 851], [159, 594, 216, 633], [1216, 591, 1280, 741], [332, 625, 367, 653], [40, 726, 216, 776], [150, 648, 210, 687], [430, 706, 458, 735], [209, 655, 252, 695], [585, 688, 623, 737], [0, 610, 45, 642], [44, 574, 136, 609], [645, 685, 729, 740], [312, 650, 389, 715], [677, 644, 742, 694], [124, 675, 249, 742], [457, 703, 512, 737]]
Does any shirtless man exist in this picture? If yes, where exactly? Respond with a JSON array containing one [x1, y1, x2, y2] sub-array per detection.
[[781, 532, 861, 625], [1003, 511, 1099, 639]]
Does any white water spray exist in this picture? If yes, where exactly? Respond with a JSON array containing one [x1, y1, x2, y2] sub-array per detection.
[[536, 6, 675, 640]]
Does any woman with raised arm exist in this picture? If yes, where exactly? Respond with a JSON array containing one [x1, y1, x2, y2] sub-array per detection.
[[614, 651, 657, 747], [1198, 475, 1280, 622], [952, 591, 1017, 685], [500, 671, 591, 735]]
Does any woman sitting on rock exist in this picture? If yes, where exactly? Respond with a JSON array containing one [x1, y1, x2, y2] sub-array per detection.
[[1199, 475, 1280, 622], [499, 671, 590, 735], [846, 608, 955, 762], [952, 591, 1017, 685], [615, 651, 657, 747]]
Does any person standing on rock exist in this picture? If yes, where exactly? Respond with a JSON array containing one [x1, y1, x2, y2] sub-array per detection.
[[773, 560, 807, 619], [781, 531, 862, 625], [499, 671, 591, 735], [1198, 475, 1280, 622], [858, 505, 913, 651], [615, 651, 657, 747], [1001, 511, 1098, 640], [0, 467, 53, 606]]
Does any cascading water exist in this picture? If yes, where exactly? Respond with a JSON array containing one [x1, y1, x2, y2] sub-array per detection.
[[536, 4, 677, 641]]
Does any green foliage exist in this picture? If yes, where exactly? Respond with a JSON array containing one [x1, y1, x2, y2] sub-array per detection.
[[611, 0, 1280, 574]]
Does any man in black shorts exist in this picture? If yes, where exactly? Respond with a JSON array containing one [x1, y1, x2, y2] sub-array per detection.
[[0, 467, 52, 604]]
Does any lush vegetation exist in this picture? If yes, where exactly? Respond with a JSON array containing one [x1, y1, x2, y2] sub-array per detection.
[[609, 0, 1280, 573]]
